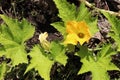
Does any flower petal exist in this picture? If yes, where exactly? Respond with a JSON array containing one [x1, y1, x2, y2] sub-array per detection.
[[66, 21, 79, 33], [39, 32, 48, 43], [39, 32, 50, 50], [78, 34, 91, 45], [64, 33, 79, 45]]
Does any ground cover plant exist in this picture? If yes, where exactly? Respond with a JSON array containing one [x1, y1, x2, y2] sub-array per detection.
[[0, 0, 120, 80]]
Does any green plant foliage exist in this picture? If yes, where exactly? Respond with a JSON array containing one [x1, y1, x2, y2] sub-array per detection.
[[51, 22, 66, 35], [77, 44, 119, 80], [53, 0, 76, 22], [0, 45, 5, 57], [86, 18, 98, 36], [26, 42, 68, 80], [52, 0, 98, 36], [0, 62, 6, 80], [0, 1, 119, 80], [0, 15, 35, 44], [25, 45, 54, 80], [102, 12, 120, 51], [76, 3, 98, 35], [50, 41, 67, 65], [0, 15, 35, 66], [76, 2, 90, 21]]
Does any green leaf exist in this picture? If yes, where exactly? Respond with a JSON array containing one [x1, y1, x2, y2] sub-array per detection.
[[51, 22, 66, 35], [0, 62, 6, 80], [26, 45, 54, 80], [5, 46, 28, 66], [0, 15, 35, 44], [78, 3, 98, 35], [77, 44, 119, 80], [0, 34, 19, 49], [102, 12, 120, 51], [0, 37, 27, 66], [0, 23, 13, 40], [97, 44, 111, 58], [77, 45, 89, 58], [0, 15, 35, 66], [0, 15, 22, 43], [50, 41, 67, 66], [102, 12, 120, 35], [76, 2, 90, 21], [18, 18, 35, 44], [77, 2, 99, 35], [53, 0, 76, 22], [87, 18, 98, 35]]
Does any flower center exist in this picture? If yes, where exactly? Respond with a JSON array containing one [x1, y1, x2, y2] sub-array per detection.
[[78, 33, 84, 38]]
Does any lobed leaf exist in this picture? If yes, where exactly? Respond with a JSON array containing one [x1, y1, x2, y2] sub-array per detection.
[[18, 18, 35, 44], [51, 22, 66, 35], [78, 44, 119, 80], [102, 12, 120, 51], [86, 18, 98, 36], [76, 2, 90, 21], [53, 0, 76, 22], [77, 3, 99, 35], [50, 41, 67, 65], [0, 15, 35, 44], [5, 46, 28, 66], [0, 15, 22, 43], [0, 15, 35, 66], [25, 45, 54, 80]]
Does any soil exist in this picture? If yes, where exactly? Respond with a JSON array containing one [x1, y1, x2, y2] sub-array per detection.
[[0, 0, 120, 80]]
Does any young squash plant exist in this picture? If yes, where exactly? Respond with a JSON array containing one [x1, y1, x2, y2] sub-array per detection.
[[51, 0, 98, 36], [52, 0, 120, 80], [0, 15, 68, 80]]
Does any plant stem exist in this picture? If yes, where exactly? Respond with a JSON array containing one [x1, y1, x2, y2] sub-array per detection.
[[79, 0, 120, 16]]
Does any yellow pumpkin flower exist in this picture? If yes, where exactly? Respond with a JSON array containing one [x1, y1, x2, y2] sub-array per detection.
[[64, 21, 91, 45]]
